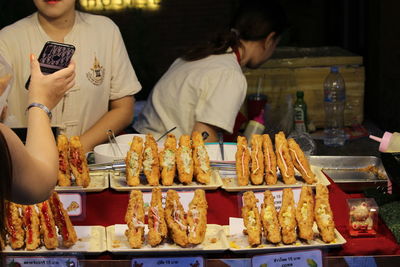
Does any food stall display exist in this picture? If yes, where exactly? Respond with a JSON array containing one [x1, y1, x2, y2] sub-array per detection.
[[4, 131, 397, 265]]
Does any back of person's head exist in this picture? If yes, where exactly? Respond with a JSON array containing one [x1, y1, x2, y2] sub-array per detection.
[[232, 0, 287, 42], [182, 0, 287, 61]]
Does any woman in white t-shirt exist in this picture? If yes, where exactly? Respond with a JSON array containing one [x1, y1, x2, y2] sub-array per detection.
[[134, 0, 287, 142], [0, 0, 141, 153]]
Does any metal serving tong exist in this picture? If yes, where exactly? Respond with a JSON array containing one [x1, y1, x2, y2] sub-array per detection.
[[217, 131, 225, 161], [88, 130, 125, 172], [156, 126, 177, 142], [107, 129, 124, 157], [89, 159, 126, 172]]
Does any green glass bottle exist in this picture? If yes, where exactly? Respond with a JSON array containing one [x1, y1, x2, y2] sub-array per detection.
[[293, 90, 308, 132]]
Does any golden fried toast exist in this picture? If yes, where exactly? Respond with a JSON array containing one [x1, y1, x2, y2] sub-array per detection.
[[242, 191, 262, 246], [275, 132, 296, 184], [250, 134, 264, 185], [236, 136, 250, 186], [126, 136, 144, 186]]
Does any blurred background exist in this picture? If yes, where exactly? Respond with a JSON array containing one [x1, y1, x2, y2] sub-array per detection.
[[0, 0, 398, 132]]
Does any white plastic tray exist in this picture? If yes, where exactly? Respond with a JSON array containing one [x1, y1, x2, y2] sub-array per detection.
[[3, 226, 107, 254], [55, 172, 109, 192], [220, 166, 330, 192], [110, 169, 222, 191], [106, 224, 229, 254], [224, 224, 346, 253]]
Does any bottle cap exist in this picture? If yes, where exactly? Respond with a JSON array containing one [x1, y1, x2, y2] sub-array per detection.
[[369, 131, 393, 152], [296, 91, 304, 98], [253, 109, 265, 124], [331, 66, 339, 73]]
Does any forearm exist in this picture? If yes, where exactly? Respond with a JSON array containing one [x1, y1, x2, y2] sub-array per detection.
[[25, 107, 58, 162], [22, 108, 58, 199], [1, 109, 58, 204], [192, 122, 219, 143], [80, 96, 134, 153]]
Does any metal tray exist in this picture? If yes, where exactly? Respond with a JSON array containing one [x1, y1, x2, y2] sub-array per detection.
[[309, 156, 389, 192]]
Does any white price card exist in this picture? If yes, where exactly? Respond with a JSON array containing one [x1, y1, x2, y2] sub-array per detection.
[[229, 217, 245, 235], [59, 193, 83, 217], [5, 256, 79, 267], [252, 249, 322, 267], [131, 257, 204, 267]]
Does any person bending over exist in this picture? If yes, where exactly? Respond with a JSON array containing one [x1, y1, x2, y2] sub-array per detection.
[[134, 0, 287, 142]]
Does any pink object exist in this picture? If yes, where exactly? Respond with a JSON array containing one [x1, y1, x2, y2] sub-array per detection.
[[253, 109, 265, 124], [247, 94, 267, 120], [369, 131, 393, 152]]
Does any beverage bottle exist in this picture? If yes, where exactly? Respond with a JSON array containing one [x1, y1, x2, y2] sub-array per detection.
[[293, 90, 308, 133], [323, 66, 346, 146], [244, 109, 265, 143]]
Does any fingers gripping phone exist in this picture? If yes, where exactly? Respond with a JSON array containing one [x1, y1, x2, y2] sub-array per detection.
[[25, 41, 75, 89]]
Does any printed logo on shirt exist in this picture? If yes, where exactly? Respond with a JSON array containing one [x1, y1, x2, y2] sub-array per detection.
[[86, 56, 105, 86]]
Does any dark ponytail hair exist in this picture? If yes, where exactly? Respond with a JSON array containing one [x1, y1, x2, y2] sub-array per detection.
[[182, 0, 287, 61], [0, 130, 12, 245]]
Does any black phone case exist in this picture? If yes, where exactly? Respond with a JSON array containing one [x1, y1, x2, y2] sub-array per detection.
[[25, 41, 75, 89]]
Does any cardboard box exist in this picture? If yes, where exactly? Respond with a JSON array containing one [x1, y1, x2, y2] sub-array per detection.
[[244, 46, 365, 128]]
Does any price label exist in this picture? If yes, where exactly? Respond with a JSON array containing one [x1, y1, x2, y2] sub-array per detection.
[[59, 193, 83, 217], [252, 249, 322, 267], [131, 256, 204, 267], [5, 256, 79, 267]]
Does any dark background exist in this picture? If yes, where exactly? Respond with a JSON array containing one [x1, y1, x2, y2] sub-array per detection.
[[0, 0, 399, 132]]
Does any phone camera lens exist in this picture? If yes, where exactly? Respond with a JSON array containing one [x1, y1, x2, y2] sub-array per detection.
[[45, 46, 53, 54], [53, 55, 61, 61]]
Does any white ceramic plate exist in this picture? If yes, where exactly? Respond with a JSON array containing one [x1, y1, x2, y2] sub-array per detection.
[[106, 224, 228, 254], [115, 133, 147, 145], [93, 143, 130, 164]]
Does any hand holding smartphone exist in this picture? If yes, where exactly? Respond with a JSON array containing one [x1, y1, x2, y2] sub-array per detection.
[[25, 41, 75, 89]]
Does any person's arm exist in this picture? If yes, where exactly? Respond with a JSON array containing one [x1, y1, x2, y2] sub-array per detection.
[[3, 54, 75, 204], [192, 121, 219, 143], [0, 105, 7, 121], [79, 95, 134, 153]]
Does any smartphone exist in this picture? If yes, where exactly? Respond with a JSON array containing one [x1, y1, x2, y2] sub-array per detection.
[[25, 41, 75, 89]]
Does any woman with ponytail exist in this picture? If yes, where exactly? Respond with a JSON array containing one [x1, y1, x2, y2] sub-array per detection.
[[134, 0, 287, 142]]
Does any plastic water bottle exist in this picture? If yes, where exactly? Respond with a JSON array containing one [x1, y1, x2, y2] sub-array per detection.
[[323, 66, 346, 146]]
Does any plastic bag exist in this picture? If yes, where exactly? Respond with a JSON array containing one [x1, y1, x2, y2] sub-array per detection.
[[264, 93, 294, 136], [288, 131, 317, 156]]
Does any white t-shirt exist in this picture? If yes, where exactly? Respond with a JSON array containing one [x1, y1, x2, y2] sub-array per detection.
[[0, 11, 141, 136], [134, 53, 247, 139]]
